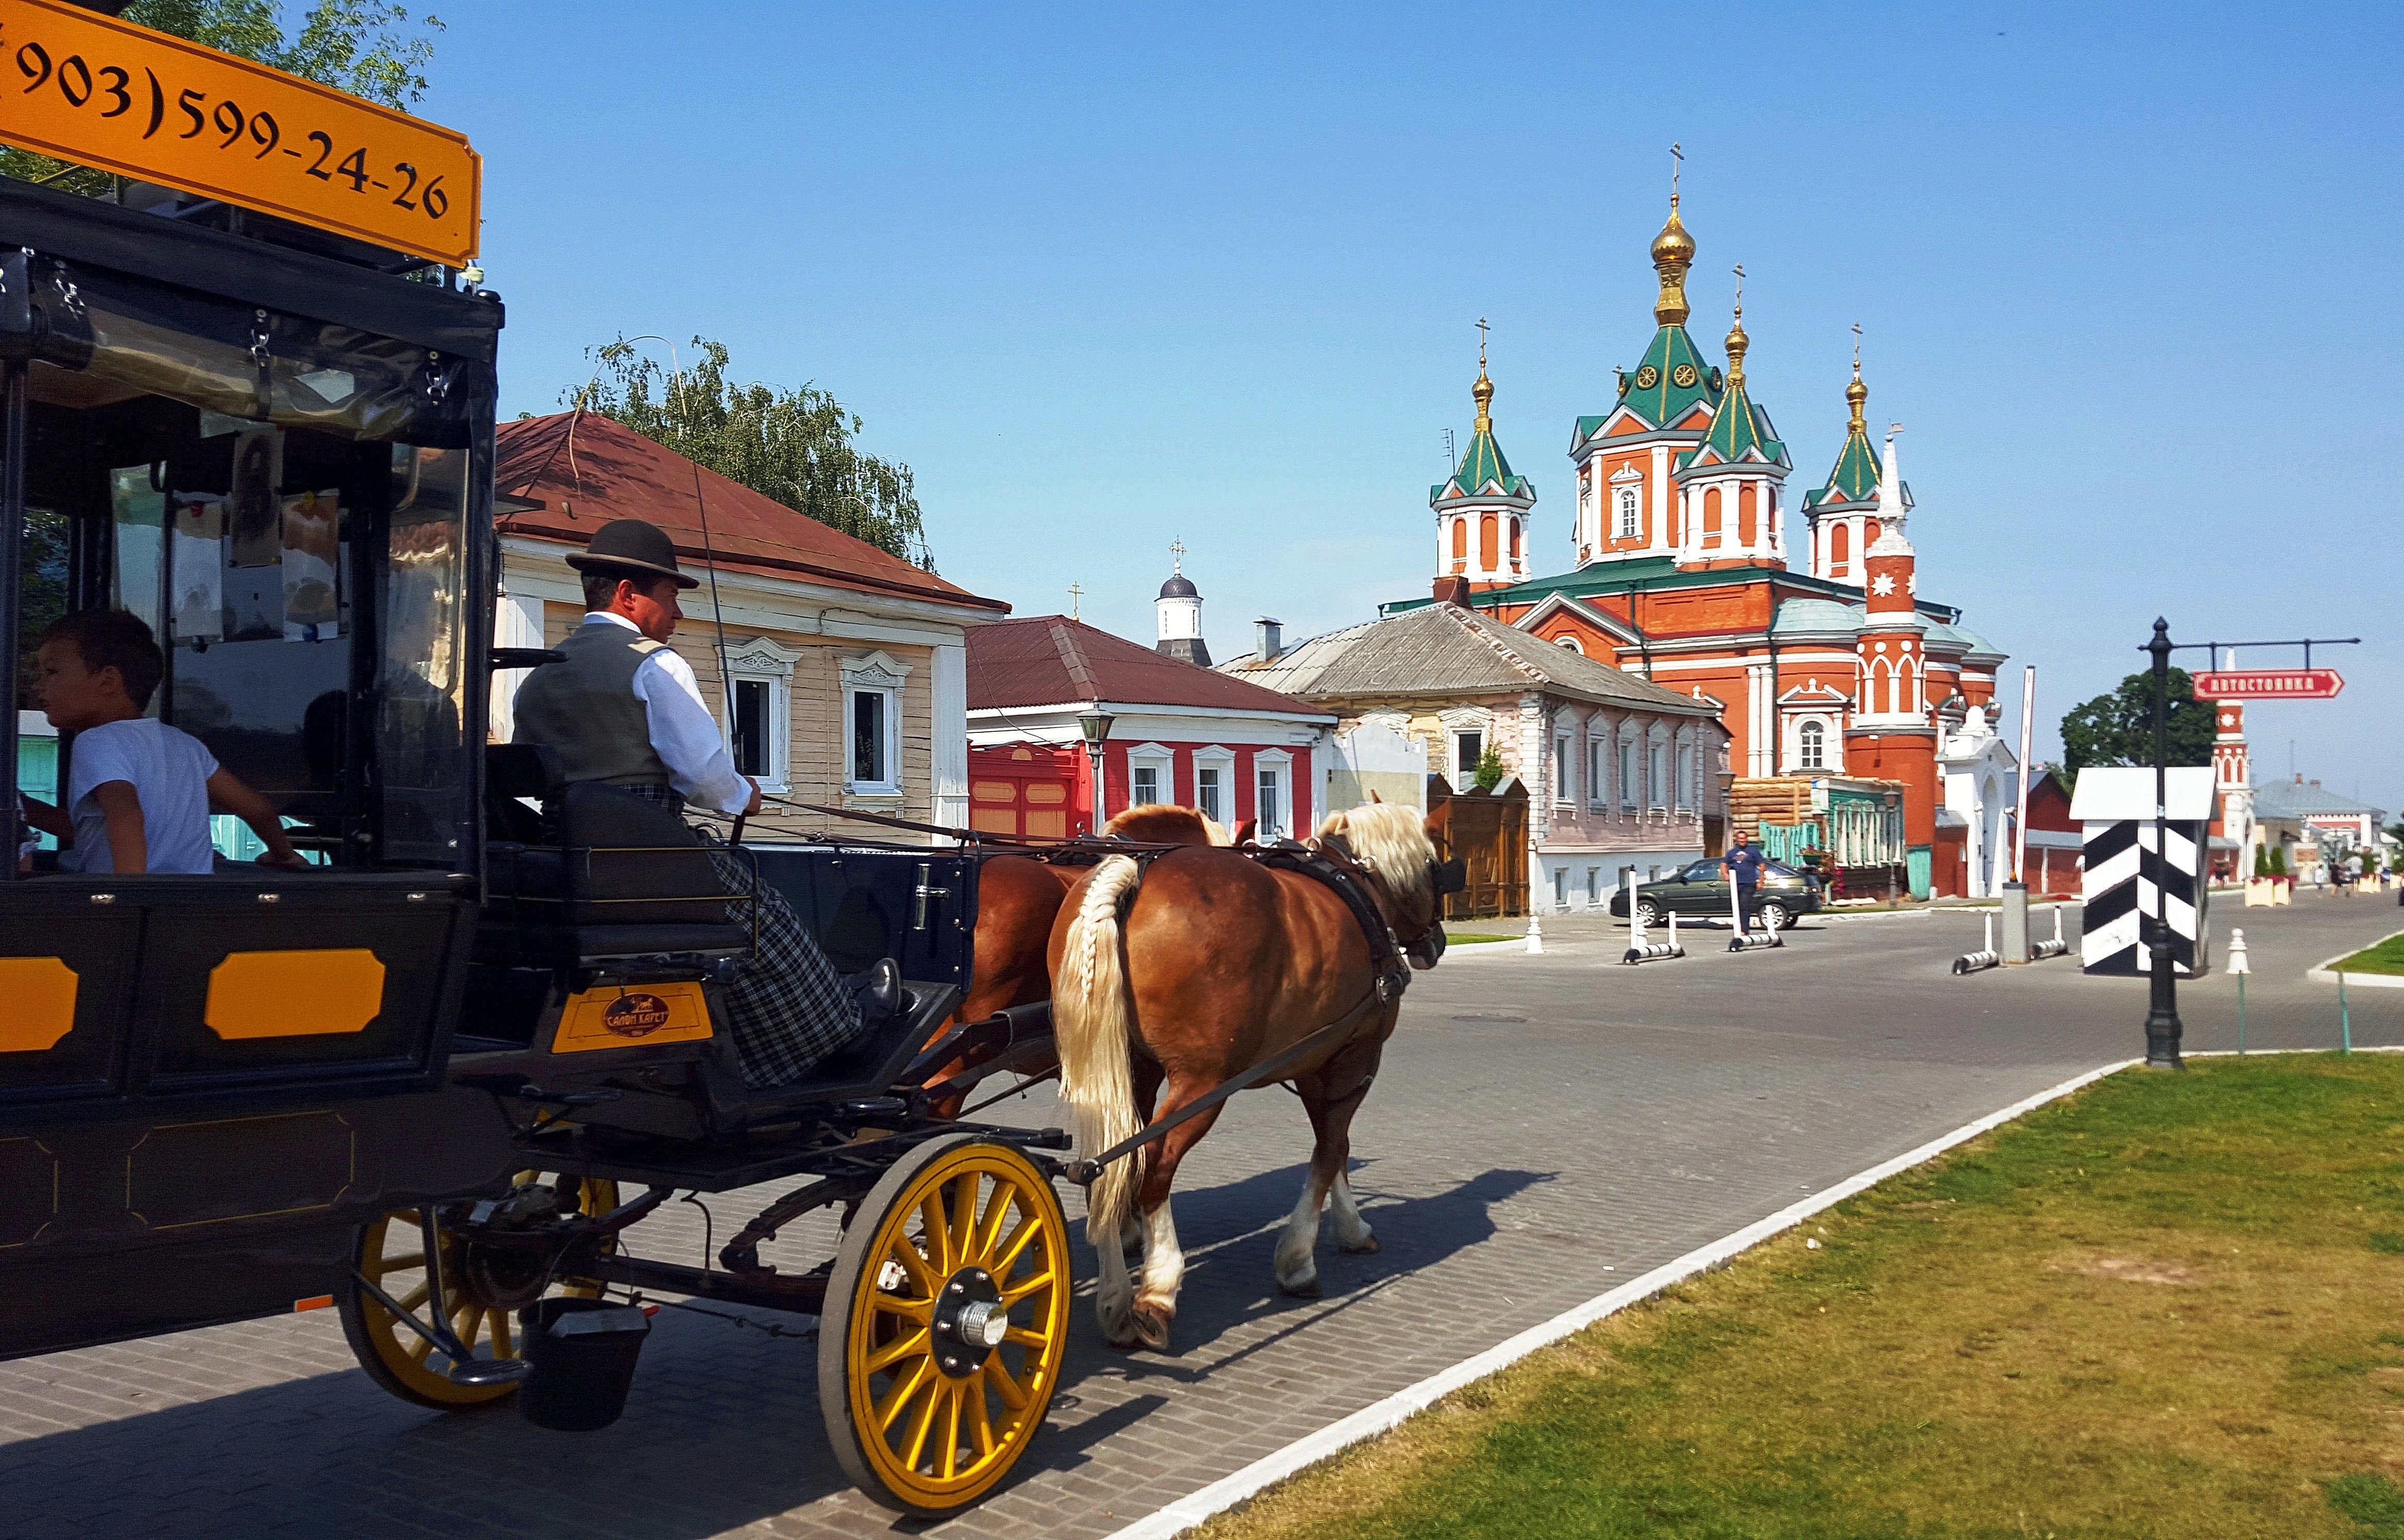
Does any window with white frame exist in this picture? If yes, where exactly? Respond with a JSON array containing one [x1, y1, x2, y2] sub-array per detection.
[[1675, 741, 1695, 810], [1620, 734, 1640, 810], [1192, 746, 1234, 825], [1649, 738, 1669, 809], [1125, 743, 1174, 809], [840, 650, 911, 796], [1454, 730, 1483, 785], [1798, 718, 1825, 770], [1254, 748, 1294, 840], [1587, 733, 1607, 807], [1585, 867, 1601, 905], [1553, 734, 1573, 805], [723, 637, 803, 793], [1615, 481, 1641, 539]]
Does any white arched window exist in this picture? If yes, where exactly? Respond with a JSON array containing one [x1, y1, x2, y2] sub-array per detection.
[[1556, 634, 1583, 655], [1615, 484, 1640, 539], [1798, 719, 1825, 770]]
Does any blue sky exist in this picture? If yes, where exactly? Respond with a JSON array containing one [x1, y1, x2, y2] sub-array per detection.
[[425, 2, 2401, 815]]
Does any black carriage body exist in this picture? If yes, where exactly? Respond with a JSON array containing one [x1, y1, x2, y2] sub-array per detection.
[[0, 175, 990, 1361]]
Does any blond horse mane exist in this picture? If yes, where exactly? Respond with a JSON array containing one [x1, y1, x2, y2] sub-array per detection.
[[1313, 801, 1437, 904]]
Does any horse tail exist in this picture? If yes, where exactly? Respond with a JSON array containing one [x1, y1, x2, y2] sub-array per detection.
[[1055, 853, 1146, 1245]]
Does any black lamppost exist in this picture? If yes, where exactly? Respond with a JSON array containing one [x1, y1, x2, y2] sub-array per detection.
[[2143, 618, 2185, 1069], [1076, 707, 1115, 835]]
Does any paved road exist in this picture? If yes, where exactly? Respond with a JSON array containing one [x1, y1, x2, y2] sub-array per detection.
[[4, 896, 2399, 1539]]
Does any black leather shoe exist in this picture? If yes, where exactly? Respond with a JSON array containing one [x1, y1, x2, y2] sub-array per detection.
[[847, 958, 903, 1026]]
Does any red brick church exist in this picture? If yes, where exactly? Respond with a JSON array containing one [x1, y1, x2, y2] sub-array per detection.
[[1403, 189, 2015, 896]]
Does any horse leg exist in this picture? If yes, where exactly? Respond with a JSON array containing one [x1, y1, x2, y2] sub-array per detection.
[[1125, 1079, 1224, 1351], [1279, 1051, 1381, 1292], [1123, 1058, 1165, 1259]]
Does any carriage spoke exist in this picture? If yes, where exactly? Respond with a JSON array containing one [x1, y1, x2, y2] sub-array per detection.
[[887, 1234, 938, 1295], [395, 1281, 430, 1313], [490, 1310, 514, 1360], [989, 1212, 1042, 1275], [937, 1379, 964, 1479], [963, 1372, 996, 1458], [407, 1331, 437, 1366], [863, 1326, 930, 1374], [872, 1291, 934, 1325], [949, 1174, 981, 1266], [371, 1250, 425, 1276], [974, 1181, 1019, 1261], [1004, 1326, 1048, 1349], [982, 1355, 1028, 1411], [997, 1270, 1055, 1306], [876, 1358, 935, 1432], [900, 1378, 945, 1470], [918, 1195, 953, 1274]]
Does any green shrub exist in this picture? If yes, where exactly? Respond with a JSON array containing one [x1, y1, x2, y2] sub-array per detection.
[[1472, 749, 1506, 793], [2271, 846, 2289, 877], [2255, 845, 2273, 878]]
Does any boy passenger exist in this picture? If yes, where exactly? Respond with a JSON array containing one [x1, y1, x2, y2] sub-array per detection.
[[18, 611, 307, 875]]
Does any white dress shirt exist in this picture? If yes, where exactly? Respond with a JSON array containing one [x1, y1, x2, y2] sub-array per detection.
[[583, 612, 753, 817]]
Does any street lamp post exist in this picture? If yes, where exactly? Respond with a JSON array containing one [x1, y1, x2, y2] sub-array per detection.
[[2143, 618, 2185, 1069], [1076, 707, 1115, 835]]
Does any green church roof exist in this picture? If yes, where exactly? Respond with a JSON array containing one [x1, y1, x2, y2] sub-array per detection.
[[1813, 422, 1881, 506], [1431, 420, 1527, 502], [1611, 325, 1723, 432], [1695, 375, 1785, 467]]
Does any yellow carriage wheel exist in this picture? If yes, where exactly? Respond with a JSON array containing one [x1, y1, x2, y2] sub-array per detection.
[[820, 1135, 1071, 1516], [338, 1171, 620, 1410]]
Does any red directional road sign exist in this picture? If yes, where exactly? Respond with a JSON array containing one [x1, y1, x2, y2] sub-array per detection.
[[2191, 669, 2345, 700]]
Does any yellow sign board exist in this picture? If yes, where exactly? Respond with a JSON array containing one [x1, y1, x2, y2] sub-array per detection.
[[0, 0, 479, 264], [554, 982, 715, 1054]]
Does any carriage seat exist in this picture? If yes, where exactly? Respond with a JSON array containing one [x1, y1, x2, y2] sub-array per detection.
[[480, 747, 750, 968]]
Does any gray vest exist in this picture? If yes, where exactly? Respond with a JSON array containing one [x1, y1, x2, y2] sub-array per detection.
[[511, 622, 678, 788]]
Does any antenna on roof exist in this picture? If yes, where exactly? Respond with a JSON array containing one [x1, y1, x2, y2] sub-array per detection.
[[1444, 427, 1456, 473]]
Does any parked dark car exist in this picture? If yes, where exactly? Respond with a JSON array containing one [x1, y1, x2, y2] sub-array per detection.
[[1607, 855, 1823, 930]]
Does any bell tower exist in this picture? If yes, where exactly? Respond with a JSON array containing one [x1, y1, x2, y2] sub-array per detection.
[[1155, 542, 1210, 667], [1845, 427, 1939, 855], [1431, 322, 1535, 590]]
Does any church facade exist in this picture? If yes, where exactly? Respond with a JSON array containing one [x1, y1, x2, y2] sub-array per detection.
[[1398, 193, 2016, 897]]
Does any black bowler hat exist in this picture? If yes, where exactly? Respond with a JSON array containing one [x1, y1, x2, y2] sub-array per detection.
[[565, 518, 699, 589]]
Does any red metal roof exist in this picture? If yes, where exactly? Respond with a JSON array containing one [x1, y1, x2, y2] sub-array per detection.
[[967, 615, 1331, 717], [494, 412, 1006, 613]]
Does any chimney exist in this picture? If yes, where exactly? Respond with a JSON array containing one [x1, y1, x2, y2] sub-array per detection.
[[1432, 575, 1472, 606], [1255, 616, 1283, 662]]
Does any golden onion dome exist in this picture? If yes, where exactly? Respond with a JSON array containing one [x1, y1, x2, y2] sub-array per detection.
[[1471, 367, 1495, 429], [1846, 371, 1868, 429], [1651, 200, 1696, 265], [1650, 197, 1695, 327]]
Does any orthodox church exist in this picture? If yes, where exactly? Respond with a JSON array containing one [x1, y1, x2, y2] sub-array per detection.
[[1404, 190, 2017, 898]]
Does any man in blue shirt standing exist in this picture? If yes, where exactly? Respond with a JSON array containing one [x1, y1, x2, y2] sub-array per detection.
[[1723, 839, 1767, 935]]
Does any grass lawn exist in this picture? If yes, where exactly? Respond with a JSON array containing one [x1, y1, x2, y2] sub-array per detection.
[[1201, 1055, 2404, 1540], [1444, 932, 1517, 945], [2332, 932, 2404, 977]]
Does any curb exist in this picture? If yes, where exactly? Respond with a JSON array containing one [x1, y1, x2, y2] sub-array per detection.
[[2306, 929, 2404, 989], [1097, 1056, 2142, 1540]]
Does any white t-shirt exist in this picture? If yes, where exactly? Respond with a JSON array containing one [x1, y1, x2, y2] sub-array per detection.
[[62, 718, 220, 875]]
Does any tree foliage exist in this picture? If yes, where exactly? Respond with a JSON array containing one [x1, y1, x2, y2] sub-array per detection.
[[1, 1, 442, 196], [2057, 667, 2215, 791], [565, 337, 934, 570]]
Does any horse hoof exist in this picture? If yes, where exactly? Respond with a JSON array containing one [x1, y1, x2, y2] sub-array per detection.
[[1130, 1304, 1174, 1351], [1340, 1233, 1382, 1256], [1280, 1277, 1322, 1299]]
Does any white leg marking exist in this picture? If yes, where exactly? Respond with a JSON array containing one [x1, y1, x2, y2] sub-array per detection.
[[1329, 1170, 1378, 1252], [1133, 1201, 1184, 1315], [1091, 1211, 1138, 1344], [1272, 1174, 1328, 1292]]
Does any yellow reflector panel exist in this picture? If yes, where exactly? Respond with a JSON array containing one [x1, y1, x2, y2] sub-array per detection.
[[0, 958, 78, 1053], [205, 950, 386, 1039]]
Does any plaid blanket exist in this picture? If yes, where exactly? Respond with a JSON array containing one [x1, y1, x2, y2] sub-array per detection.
[[612, 784, 870, 1088]]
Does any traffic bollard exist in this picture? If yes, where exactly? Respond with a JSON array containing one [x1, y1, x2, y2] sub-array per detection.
[[2227, 927, 2249, 1053]]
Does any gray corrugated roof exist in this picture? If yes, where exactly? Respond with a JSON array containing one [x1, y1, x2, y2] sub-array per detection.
[[2253, 779, 2388, 823], [1220, 603, 1715, 716]]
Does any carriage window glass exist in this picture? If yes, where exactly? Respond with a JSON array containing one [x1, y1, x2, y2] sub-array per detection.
[[379, 446, 471, 866], [732, 678, 770, 778], [1196, 766, 1222, 824], [110, 465, 165, 660]]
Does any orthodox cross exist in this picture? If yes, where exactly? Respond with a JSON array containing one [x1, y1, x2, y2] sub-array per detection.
[[1852, 322, 1862, 373], [1168, 538, 1185, 574], [1067, 582, 1083, 621], [1731, 262, 1743, 316], [1476, 316, 1489, 373], [1669, 141, 1682, 202]]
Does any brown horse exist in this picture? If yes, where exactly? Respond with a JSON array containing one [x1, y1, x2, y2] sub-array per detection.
[[926, 808, 1242, 1116], [1047, 802, 1447, 1349]]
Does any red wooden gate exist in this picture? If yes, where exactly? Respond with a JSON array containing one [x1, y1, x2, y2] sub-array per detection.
[[967, 744, 1087, 839]]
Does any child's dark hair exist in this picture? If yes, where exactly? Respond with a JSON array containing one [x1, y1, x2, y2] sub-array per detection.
[[40, 610, 164, 710]]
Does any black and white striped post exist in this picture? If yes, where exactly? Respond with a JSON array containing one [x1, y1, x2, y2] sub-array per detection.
[[2142, 620, 2184, 1069], [1622, 870, 1684, 964]]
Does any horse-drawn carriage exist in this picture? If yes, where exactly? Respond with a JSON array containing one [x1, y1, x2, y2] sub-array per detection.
[[0, 14, 1460, 1518]]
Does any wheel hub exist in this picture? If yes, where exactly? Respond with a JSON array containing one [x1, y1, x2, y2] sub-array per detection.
[[931, 1266, 1005, 1378]]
